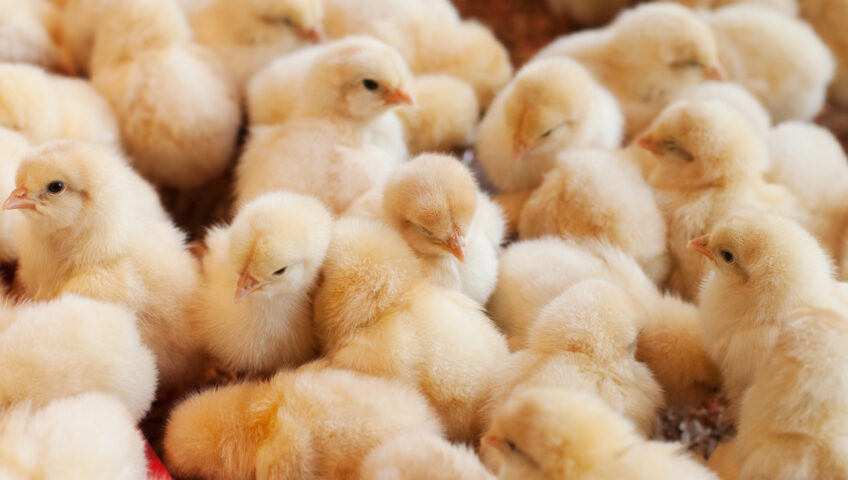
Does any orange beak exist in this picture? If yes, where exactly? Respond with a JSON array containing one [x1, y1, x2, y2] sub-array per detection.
[[234, 272, 262, 303], [445, 233, 466, 263], [703, 64, 726, 81], [688, 235, 715, 264], [481, 433, 505, 454], [299, 26, 324, 43], [3, 186, 37, 211], [511, 139, 528, 163], [383, 87, 416, 106], [636, 134, 662, 156]]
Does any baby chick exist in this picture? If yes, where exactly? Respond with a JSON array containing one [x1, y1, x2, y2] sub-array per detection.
[[0, 128, 28, 263], [483, 388, 719, 480], [90, 0, 240, 189], [518, 148, 669, 285], [544, 0, 635, 26], [164, 367, 443, 480], [313, 218, 509, 442], [6, 140, 203, 391], [346, 153, 505, 304], [799, 0, 848, 107], [0, 0, 67, 72], [359, 433, 495, 480], [236, 37, 414, 212], [535, 3, 722, 139], [194, 192, 332, 376], [476, 57, 623, 193], [0, 393, 148, 480], [485, 279, 662, 436], [706, 4, 834, 122], [693, 211, 844, 418], [673, 80, 772, 135], [0, 295, 157, 422]]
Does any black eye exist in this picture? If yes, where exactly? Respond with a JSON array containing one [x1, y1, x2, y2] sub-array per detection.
[[362, 79, 379, 91], [273, 267, 287, 275], [282, 17, 294, 26], [506, 440, 518, 452], [46, 181, 64, 194], [540, 129, 553, 138], [720, 250, 735, 264], [672, 60, 702, 69]]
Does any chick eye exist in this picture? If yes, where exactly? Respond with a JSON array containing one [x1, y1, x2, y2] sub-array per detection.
[[273, 267, 287, 275], [261, 15, 295, 26], [362, 79, 379, 91], [46, 181, 65, 194], [540, 129, 554, 139], [506, 440, 518, 452], [720, 250, 735, 264], [672, 59, 703, 69], [415, 224, 433, 237]]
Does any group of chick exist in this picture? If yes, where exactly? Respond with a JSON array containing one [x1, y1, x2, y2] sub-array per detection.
[[2, 0, 848, 478]]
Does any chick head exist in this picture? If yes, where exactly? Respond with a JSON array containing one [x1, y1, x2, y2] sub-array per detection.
[[228, 192, 333, 303], [505, 58, 595, 162], [528, 279, 646, 361], [247, 0, 324, 44], [310, 37, 414, 120], [637, 99, 767, 190], [483, 387, 634, 480], [382, 154, 477, 263]]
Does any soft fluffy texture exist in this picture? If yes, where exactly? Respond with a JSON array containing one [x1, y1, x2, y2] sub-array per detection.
[[800, 0, 848, 107], [0, 128, 28, 262], [0, 0, 67, 71], [673, 81, 771, 135], [359, 433, 495, 480]]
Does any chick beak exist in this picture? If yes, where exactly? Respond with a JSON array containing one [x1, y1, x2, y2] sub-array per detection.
[[703, 64, 726, 81], [636, 134, 662, 156], [383, 87, 416, 106], [299, 26, 324, 43], [688, 235, 716, 264], [3, 186, 37, 211], [235, 272, 262, 303], [445, 233, 466, 263], [511, 139, 528, 163], [481, 433, 505, 454]]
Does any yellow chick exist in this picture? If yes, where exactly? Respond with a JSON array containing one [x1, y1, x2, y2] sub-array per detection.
[[183, 0, 323, 90], [5, 140, 203, 392], [313, 218, 509, 443], [483, 388, 720, 480], [346, 153, 505, 304], [394, 74, 479, 155], [673, 80, 772, 135], [164, 367, 443, 480], [662, 0, 798, 15], [706, 4, 834, 122], [485, 279, 662, 436], [799, 0, 848, 107], [194, 192, 332, 376], [637, 99, 801, 301], [0, 295, 157, 422], [535, 3, 723, 139], [692, 211, 844, 419], [0, 128, 28, 263], [476, 57, 623, 193], [0, 63, 119, 146], [544, 0, 635, 26], [0, 393, 148, 480], [90, 0, 240, 189], [236, 37, 415, 213], [359, 433, 495, 480], [0, 0, 67, 72]]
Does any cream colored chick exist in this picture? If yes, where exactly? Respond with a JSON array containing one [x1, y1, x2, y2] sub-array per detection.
[[0, 128, 28, 263], [485, 280, 662, 436], [544, 0, 635, 26], [674, 81, 772, 135], [518, 148, 669, 284], [90, 0, 240, 189], [483, 388, 720, 480], [346, 153, 505, 304], [0, 393, 148, 480], [0, 295, 157, 421], [313, 218, 509, 442], [706, 4, 833, 122], [183, 0, 323, 90], [236, 38, 415, 212], [488, 237, 721, 407], [0, 63, 119, 146], [394, 74, 479, 155], [476, 57, 623, 193], [692, 211, 845, 418], [800, 0, 848, 107], [194, 192, 331, 375], [714, 308, 848, 479], [661, 0, 798, 15], [535, 3, 723, 139], [0, 0, 67, 72], [637, 99, 801, 301], [6, 140, 203, 391], [164, 367, 443, 480], [360, 433, 495, 480]]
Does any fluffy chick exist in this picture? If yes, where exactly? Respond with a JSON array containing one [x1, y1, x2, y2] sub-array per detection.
[[194, 192, 331, 375], [483, 388, 719, 480], [313, 218, 509, 442], [236, 37, 415, 212], [535, 3, 722, 139], [544, 0, 636, 26], [0, 295, 157, 421], [0, 63, 119, 146], [485, 280, 662, 436], [0, 0, 67, 71], [90, 0, 240, 189], [692, 211, 845, 418], [346, 153, 505, 304], [800, 0, 848, 107], [0, 128, 28, 263], [673, 80, 772, 135], [6, 140, 203, 391], [0, 393, 148, 480], [637, 99, 801, 301], [706, 4, 834, 122], [359, 433, 495, 480], [164, 367, 443, 480], [476, 57, 623, 193]]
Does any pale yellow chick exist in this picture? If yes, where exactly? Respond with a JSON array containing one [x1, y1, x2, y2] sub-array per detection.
[[534, 3, 723, 139], [476, 57, 623, 193], [0, 0, 67, 72], [0, 128, 28, 263], [359, 433, 495, 480], [799, 0, 848, 107], [483, 388, 719, 480], [90, 0, 240, 189], [313, 218, 509, 442], [194, 192, 331, 376], [346, 153, 505, 304], [164, 368, 443, 480], [5, 140, 203, 391]]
